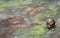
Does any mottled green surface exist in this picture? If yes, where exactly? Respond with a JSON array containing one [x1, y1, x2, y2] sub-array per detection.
[[0, 0, 60, 38], [10, 24, 48, 38]]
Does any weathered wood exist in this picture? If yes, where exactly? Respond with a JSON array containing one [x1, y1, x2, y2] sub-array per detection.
[[0, 6, 45, 28], [0, 16, 23, 28], [0, 6, 45, 38], [0, 23, 40, 38], [0, 19, 10, 28], [26, 6, 45, 17]]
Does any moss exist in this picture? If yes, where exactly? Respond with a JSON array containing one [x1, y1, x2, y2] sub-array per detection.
[[11, 23, 47, 38], [0, 0, 32, 8]]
